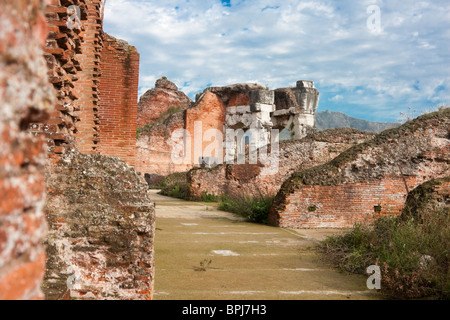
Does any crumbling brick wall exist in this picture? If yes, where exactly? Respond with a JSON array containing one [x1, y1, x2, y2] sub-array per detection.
[[185, 91, 226, 165], [98, 33, 139, 167], [136, 84, 263, 176], [270, 109, 450, 228], [401, 176, 450, 221], [137, 77, 192, 127], [30, 0, 87, 157], [43, 150, 155, 300], [136, 82, 322, 177], [37, 1, 155, 300], [136, 91, 227, 176], [0, 0, 55, 300], [188, 129, 374, 198], [1, 0, 155, 300], [34, 0, 136, 164], [136, 111, 191, 175]]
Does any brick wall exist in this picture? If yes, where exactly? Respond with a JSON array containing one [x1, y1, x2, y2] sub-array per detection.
[[1, 0, 154, 300], [31, 0, 139, 166], [73, 0, 103, 154], [136, 112, 192, 175], [275, 176, 419, 228], [98, 33, 140, 167], [136, 91, 227, 176], [136, 85, 266, 176], [188, 129, 374, 199], [0, 0, 54, 300], [185, 91, 226, 165], [270, 109, 450, 228], [137, 77, 192, 127], [30, 0, 86, 158]]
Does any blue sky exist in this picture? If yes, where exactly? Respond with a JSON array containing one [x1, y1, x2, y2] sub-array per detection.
[[103, 0, 450, 122]]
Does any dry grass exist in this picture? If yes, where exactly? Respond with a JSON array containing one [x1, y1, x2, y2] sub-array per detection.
[[319, 208, 450, 299]]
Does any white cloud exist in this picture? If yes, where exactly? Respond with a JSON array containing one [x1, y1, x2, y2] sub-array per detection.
[[103, 0, 450, 122], [329, 95, 344, 101]]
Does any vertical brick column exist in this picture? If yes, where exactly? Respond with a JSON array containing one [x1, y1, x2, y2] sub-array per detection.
[[98, 33, 140, 167], [73, 0, 103, 154]]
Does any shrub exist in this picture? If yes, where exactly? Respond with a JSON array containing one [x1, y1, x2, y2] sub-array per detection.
[[218, 193, 273, 224], [200, 191, 218, 202], [158, 171, 190, 200], [167, 184, 189, 200], [319, 208, 450, 299]]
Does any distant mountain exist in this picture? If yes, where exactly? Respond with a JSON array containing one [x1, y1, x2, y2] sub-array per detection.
[[315, 110, 400, 133]]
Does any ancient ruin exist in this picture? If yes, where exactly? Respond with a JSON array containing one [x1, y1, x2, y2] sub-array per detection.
[[269, 109, 450, 228], [138, 77, 192, 127], [1, 0, 154, 300], [0, 0, 54, 300], [1, 0, 448, 302], [136, 79, 320, 176], [188, 129, 375, 199]]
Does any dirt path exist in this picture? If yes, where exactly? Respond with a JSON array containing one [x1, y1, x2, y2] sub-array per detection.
[[151, 190, 380, 300]]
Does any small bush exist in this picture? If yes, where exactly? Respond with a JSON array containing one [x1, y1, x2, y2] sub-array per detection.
[[319, 208, 450, 299], [218, 194, 273, 224], [167, 185, 189, 200], [200, 191, 218, 202], [158, 171, 190, 200]]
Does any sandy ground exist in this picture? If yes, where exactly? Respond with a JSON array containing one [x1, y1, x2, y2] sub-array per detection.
[[150, 190, 380, 300]]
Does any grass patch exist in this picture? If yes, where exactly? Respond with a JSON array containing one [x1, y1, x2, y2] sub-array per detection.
[[319, 208, 450, 299], [200, 191, 219, 203], [218, 193, 274, 224]]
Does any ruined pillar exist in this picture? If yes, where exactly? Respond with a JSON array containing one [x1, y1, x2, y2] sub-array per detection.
[[272, 80, 319, 140], [291, 80, 319, 139]]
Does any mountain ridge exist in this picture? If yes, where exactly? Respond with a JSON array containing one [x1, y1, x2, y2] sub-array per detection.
[[316, 110, 400, 133]]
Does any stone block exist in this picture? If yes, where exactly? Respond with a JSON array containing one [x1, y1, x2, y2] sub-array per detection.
[[249, 89, 275, 106]]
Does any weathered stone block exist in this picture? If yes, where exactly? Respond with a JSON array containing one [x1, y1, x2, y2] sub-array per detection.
[[43, 150, 156, 300], [249, 90, 275, 108]]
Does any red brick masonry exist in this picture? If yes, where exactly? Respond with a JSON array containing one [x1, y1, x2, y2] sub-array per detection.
[[269, 110, 450, 228]]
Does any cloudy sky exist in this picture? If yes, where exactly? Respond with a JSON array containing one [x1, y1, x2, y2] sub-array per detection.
[[103, 0, 449, 122]]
